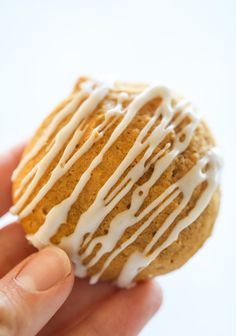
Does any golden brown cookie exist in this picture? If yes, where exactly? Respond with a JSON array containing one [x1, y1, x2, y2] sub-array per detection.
[[11, 77, 221, 287]]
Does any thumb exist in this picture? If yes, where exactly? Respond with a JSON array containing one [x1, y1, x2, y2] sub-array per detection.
[[0, 246, 74, 336]]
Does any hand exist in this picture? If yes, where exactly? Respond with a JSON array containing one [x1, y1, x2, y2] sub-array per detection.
[[0, 145, 162, 336]]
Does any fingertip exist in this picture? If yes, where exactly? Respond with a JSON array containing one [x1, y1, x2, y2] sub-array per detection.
[[0, 143, 26, 215], [15, 246, 74, 292], [140, 280, 163, 311], [127, 279, 163, 314], [1, 142, 25, 170], [0, 245, 75, 336]]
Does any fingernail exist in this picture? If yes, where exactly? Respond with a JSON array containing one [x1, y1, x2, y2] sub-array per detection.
[[15, 247, 71, 292]]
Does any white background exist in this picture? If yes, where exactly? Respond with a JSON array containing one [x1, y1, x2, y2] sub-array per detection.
[[0, 0, 235, 335]]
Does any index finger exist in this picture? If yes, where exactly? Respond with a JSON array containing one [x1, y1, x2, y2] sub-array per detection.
[[0, 144, 25, 216]]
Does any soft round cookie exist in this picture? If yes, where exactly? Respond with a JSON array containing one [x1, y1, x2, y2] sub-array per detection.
[[11, 77, 221, 287]]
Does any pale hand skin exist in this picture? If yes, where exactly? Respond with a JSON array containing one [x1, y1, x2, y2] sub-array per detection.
[[0, 145, 162, 336]]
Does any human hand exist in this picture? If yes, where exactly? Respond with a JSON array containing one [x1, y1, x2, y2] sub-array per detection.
[[0, 144, 162, 336]]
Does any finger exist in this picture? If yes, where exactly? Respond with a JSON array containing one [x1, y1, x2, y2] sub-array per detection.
[[0, 144, 25, 216], [67, 280, 162, 336], [0, 222, 36, 277], [0, 246, 74, 336], [39, 279, 117, 336], [0, 222, 117, 336]]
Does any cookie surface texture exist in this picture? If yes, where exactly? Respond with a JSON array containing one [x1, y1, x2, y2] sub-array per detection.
[[11, 78, 221, 287]]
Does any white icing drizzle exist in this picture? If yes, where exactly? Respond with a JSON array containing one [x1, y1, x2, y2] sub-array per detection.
[[11, 83, 110, 215], [11, 79, 221, 287], [92, 149, 221, 287], [12, 86, 93, 183]]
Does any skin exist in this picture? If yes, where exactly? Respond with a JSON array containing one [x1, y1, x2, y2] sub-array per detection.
[[0, 144, 162, 336]]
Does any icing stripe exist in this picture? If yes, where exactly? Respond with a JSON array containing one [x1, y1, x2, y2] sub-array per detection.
[[12, 90, 89, 183], [11, 83, 110, 215], [116, 149, 221, 287]]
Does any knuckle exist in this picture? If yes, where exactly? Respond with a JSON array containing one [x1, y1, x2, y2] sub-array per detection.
[[0, 284, 22, 336]]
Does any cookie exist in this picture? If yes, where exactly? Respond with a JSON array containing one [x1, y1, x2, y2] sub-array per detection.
[[11, 77, 221, 287]]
